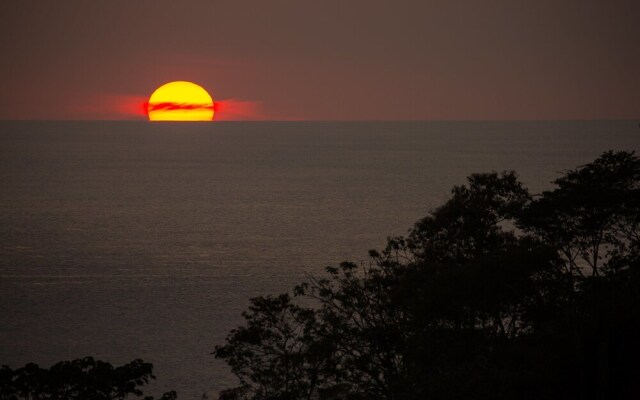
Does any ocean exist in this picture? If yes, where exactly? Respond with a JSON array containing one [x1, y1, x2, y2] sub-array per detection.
[[1, 120, 638, 398]]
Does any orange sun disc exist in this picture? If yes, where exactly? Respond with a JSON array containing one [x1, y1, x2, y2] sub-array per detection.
[[147, 81, 214, 121]]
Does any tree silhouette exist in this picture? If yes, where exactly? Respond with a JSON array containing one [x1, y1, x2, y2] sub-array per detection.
[[215, 151, 640, 400], [0, 357, 176, 400], [521, 150, 640, 277]]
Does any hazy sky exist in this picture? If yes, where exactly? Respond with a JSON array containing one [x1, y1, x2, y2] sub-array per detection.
[[1, 0, 638, 120]]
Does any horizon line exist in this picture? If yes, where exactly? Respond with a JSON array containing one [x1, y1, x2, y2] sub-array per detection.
[[1, 118, 639, 123]]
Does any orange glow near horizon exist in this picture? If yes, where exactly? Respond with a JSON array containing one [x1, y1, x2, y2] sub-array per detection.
[[147, 81, 214, 121]]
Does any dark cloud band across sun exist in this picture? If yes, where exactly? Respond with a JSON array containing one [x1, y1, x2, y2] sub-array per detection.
[[147, 102, 215, 112], [143, 99, 267, 121]]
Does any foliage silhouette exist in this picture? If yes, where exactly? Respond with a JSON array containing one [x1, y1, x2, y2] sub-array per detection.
[[0, 357, 176, 400], [215, 151, 640, 400]]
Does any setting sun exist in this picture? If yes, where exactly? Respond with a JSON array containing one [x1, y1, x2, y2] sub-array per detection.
[[147, 81, 214, 121]]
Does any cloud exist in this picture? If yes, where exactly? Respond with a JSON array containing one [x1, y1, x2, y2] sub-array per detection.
[[115, 95, 150, 118], [106, 95, 269, 120], [212, 98, 267, 121], [211, 99, 303, 121], [147, 102, 214, 112], [56, 94, 147, 120], [143, 98, 269, 120], [78, 94, 290, 121]]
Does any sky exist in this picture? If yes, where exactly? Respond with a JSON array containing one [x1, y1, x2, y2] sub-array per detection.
[[1, 0, 639, 121]]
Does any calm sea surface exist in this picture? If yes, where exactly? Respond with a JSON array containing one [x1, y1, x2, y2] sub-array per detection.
[[1, 121, 638, 398]]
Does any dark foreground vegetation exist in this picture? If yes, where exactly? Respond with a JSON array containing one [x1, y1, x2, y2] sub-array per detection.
[[2, 151, 638, 400], [0, 357, 176, 400], [215, 151, 640, 400]]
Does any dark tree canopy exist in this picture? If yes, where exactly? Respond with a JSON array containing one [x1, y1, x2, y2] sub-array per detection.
[[215, 151, 640, 400], [520, 150, 640, 277], [0, 357, 176, 400]]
